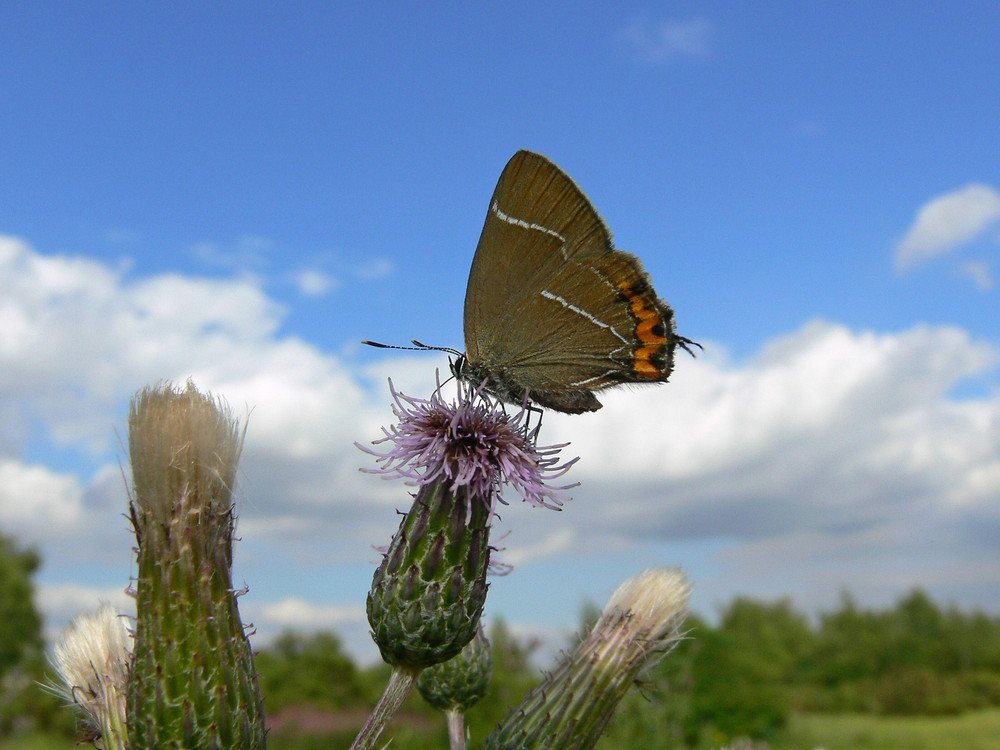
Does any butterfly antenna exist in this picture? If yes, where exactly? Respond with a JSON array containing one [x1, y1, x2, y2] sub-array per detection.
[[676, 336, 704, 358], [361, 340, 463, 358], [409, 340, 463, 358]]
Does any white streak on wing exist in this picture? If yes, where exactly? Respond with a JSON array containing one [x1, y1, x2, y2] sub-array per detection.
[[540, 290, 629, 345], [571, 370, 618, 387], [492, 200, 567, 255]]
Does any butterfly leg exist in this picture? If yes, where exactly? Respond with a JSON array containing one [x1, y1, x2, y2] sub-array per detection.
[[522, 400, 545, 438]]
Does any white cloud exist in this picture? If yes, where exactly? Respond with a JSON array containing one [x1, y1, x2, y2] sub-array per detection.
[[189, 234, 271, 270], [293, 268, 338, 297], [502, 528, 578, 567], [617, 17, 712, 64], [958, 259, 994, 290], [0, 459, 85, 537], [35, 582, 135, 642], [546, 321, 998, 534], [3, 236, 1000, 656], [895, 183, 1000, 270], [257, 598, 366, 629], [552, 322, 993, 477], [0, 234, 286, 454]]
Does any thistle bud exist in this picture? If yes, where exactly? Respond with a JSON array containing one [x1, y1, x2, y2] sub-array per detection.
[[126, 382, 265, 749], [417, 624, 492, 713], [418, 625, 493, 750], [46, 605, 131, 750], [361, 379, 575, 669], [367, 477, 492, 669], [485, 568, 690, 750]]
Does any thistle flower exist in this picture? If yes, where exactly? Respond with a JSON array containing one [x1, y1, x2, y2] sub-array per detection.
[[45, 605, 131, 750], [485, 568, 691, 750], [362, 378, 577, 667], [352, 379, 576, 750], [359, 377, 578, 512]]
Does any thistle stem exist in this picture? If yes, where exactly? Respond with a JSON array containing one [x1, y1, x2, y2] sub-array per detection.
[[446, 708, 466, 750], [349, 666, 419, 750]]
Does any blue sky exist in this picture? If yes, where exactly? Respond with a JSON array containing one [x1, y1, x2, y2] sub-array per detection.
[[2, 3, 999, 662]]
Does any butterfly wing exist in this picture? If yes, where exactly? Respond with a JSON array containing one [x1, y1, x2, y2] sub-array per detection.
[[463, 150, 680, 413]]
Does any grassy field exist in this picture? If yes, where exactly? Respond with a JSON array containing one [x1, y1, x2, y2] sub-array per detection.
[[3, 732, 75, 750], [776, 709, 1000, 750], [7, 709, 1000, 749]]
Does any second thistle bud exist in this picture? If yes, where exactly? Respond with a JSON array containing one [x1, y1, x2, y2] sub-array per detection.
[[46, 605, 131, 750], [417, 624, 493, 713]]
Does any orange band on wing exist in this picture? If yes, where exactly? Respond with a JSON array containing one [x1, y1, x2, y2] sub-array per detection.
[[618, 281, 669, 379]]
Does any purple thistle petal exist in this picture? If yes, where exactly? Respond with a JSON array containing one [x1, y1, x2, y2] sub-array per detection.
[[357, 377, 578, 515]]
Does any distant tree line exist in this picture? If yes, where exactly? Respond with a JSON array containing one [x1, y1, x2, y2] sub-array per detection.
[[0, 534, 72, 736], [255, 588, 1000, 747], [602, 590, 1000, 746]]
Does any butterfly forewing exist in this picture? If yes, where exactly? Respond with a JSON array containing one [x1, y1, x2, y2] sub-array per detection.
[[464, 151, 612, 366]]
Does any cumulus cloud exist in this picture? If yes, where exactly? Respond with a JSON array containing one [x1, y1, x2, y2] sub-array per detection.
[[0, 459, 85, 537], [544, 321, 998, 536], [35, 582, 135, 642], [0, 235, 287, 454], [517, 320, 1000, 613], [895, 183, 1000, 270], [3, 235, 999, 652], [617, 17, 711, 64], [256, 598, 366, 630], [0, 233, 423, 553]]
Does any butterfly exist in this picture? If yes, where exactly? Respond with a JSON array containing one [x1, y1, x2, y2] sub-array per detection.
[[366, 150, 697, 413]]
